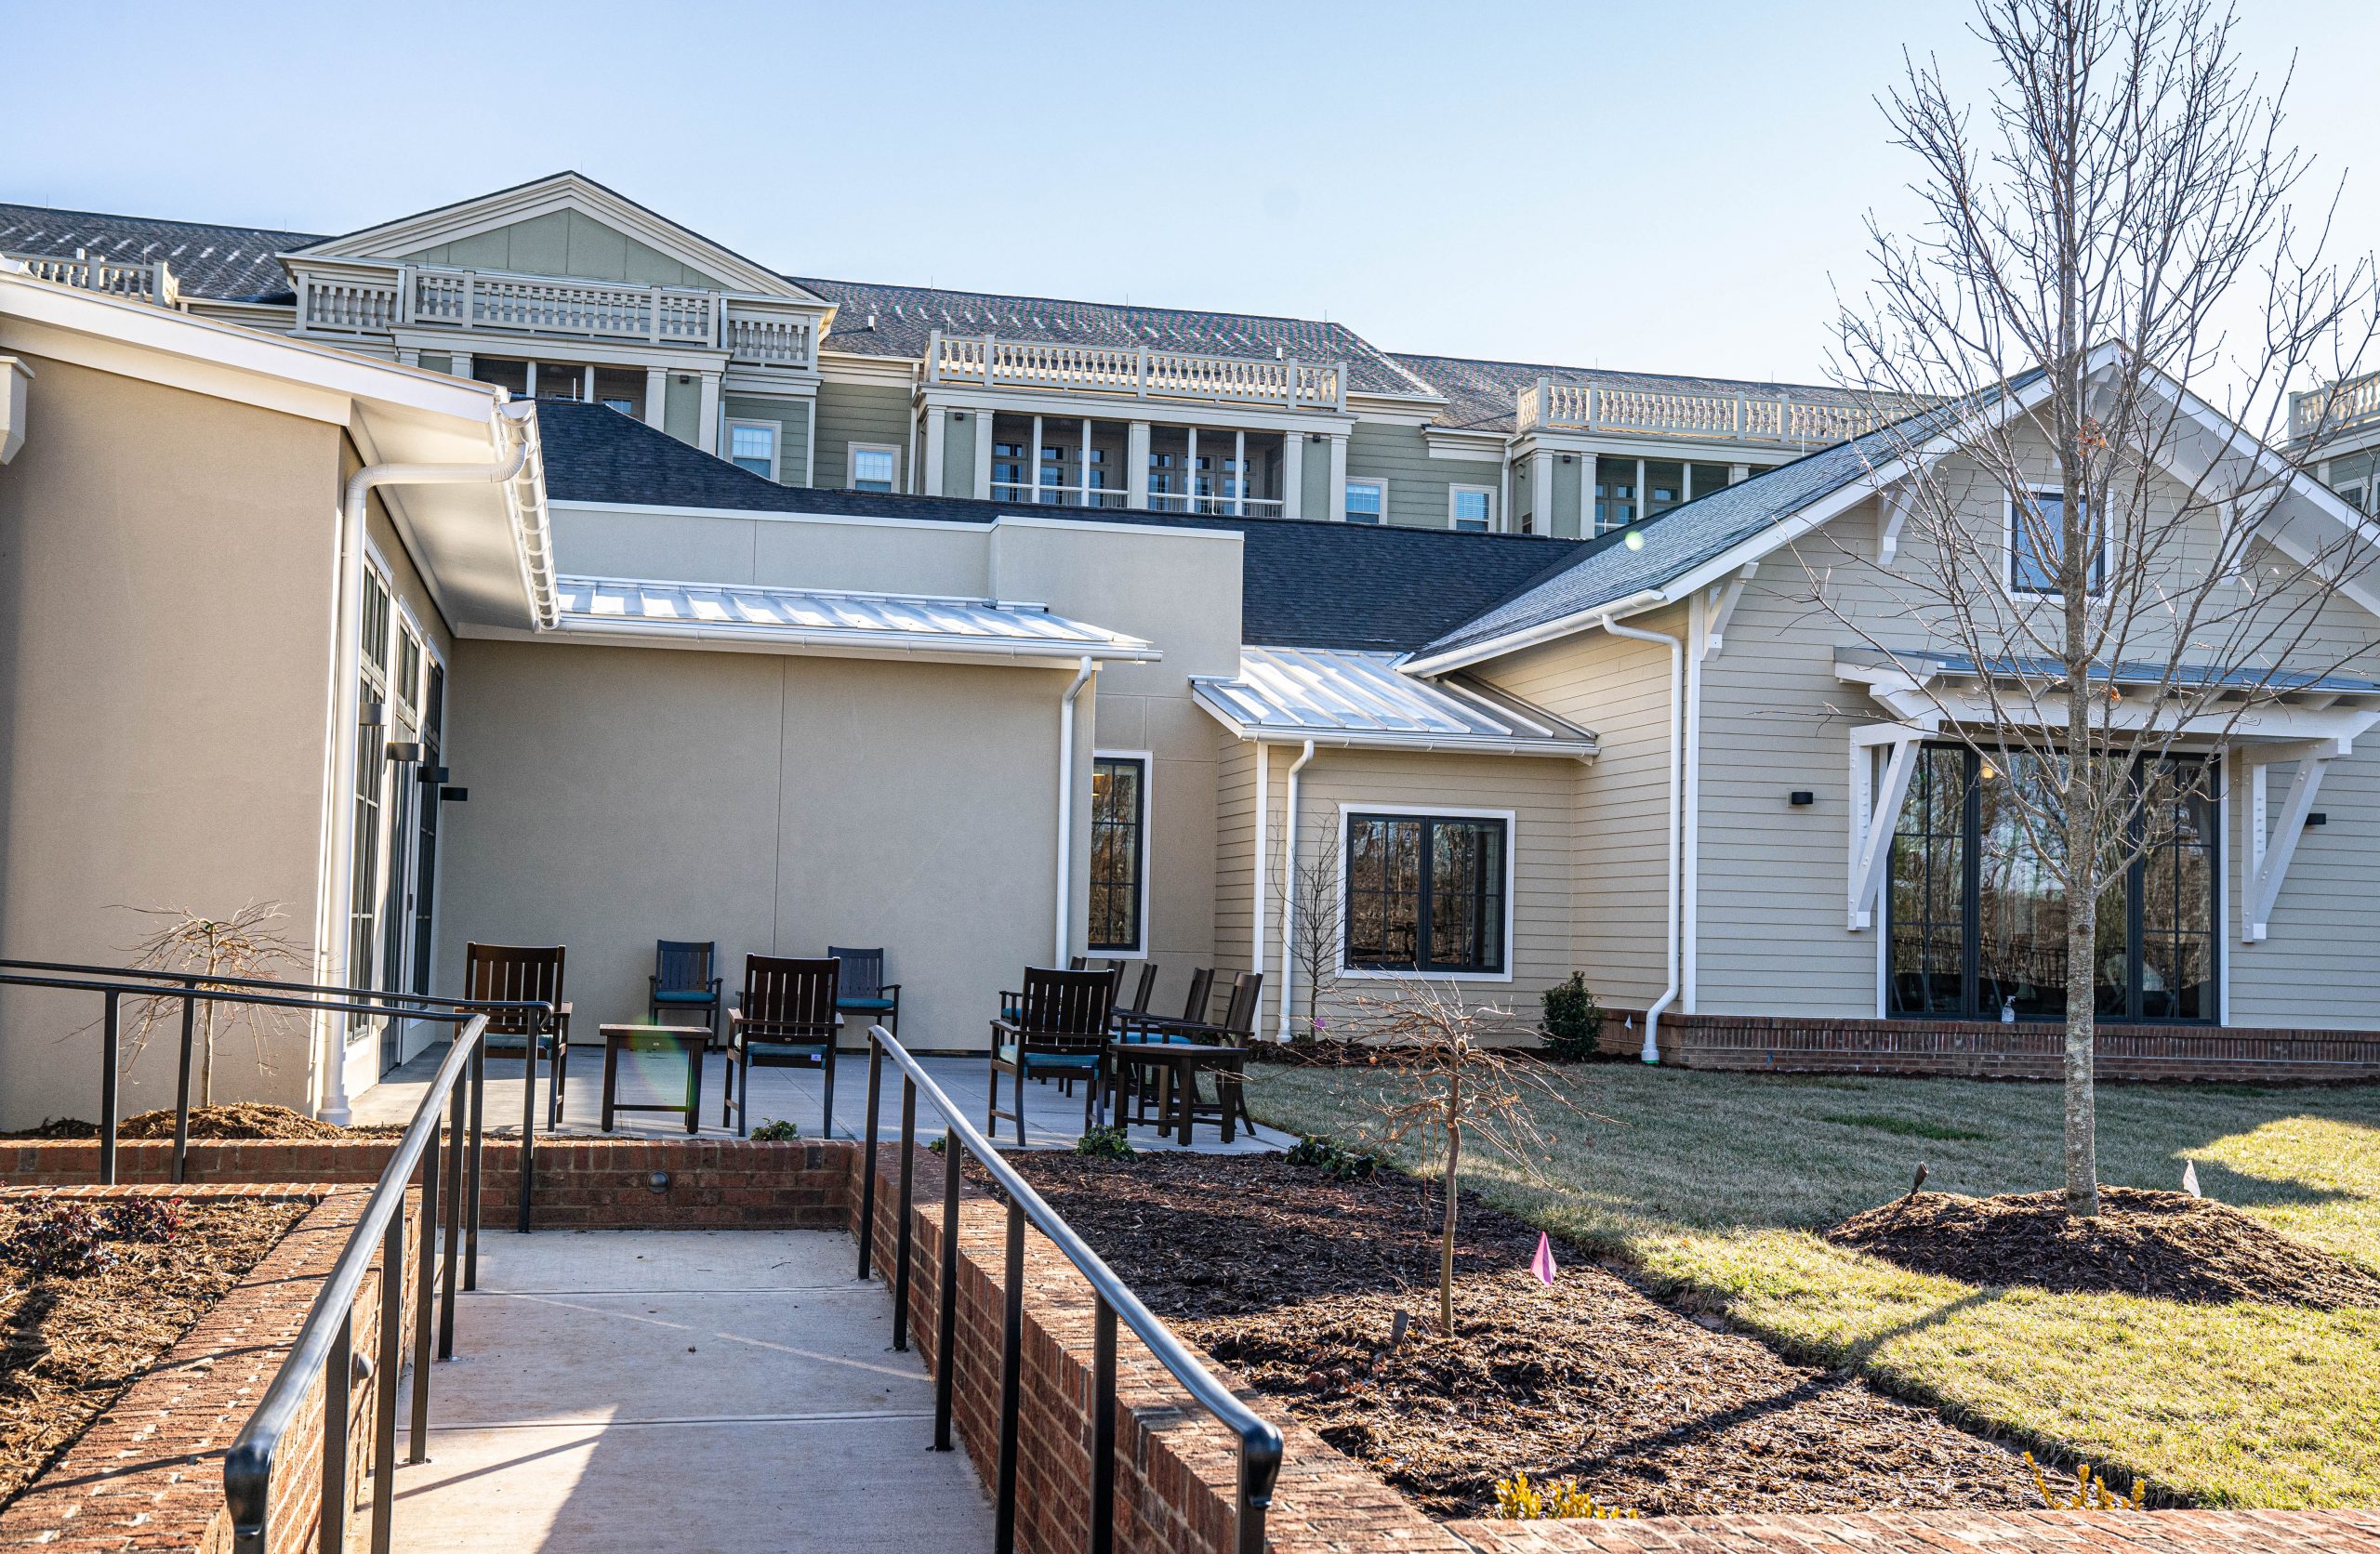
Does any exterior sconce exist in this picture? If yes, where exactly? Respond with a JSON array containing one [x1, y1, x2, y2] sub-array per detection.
[[2307, 812, 2328, 827], [385, 741, 425, 764], [439, 785, 469, 803], [1790, 791, 1816, 807], [1561, 454, 1574, 464], [416, 764, 451, 785], [359, 700, 387, 728]]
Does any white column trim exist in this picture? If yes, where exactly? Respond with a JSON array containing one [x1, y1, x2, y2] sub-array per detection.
[[1848, 735, 1923, 929], [1530, 450, 1554, 533], [923, 406, 948, 497], [643, 367, 668, 431], [695, 371, 721, 454], [1282, 430, 1303, 520], [1127, 421, 1151, 508], [1327, 433, 1348, 522], [972, 412, 994, 499]]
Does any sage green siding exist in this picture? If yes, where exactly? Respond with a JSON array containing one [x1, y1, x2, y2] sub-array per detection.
[[1303, 441, 1332, 518], [400, 211, 723, 288], [416, 351, 453, 376], [664, 374, 700, 445], [815, 380, 911, 491], [1347, 421, 1500, 530], [942, 408, 977, 498], [723, 394, 813, 485]]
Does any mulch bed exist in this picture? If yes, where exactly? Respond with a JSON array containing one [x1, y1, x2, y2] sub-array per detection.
[[1827, 1187, 2380, 1309], [1002, 1152, 2073, 1520], [0, 1193, 310, 1509], [4, 1104, 404, 1139]]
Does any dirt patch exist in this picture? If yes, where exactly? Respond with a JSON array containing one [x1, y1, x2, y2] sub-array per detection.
[[1002, 1152, 2070, 1520], [4, 1104, 403, 1139], [1827, 1187, 2380, 1309], [0, 1193, 310, 1509]]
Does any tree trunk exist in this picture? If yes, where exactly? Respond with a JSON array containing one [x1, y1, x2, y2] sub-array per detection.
[[2062, 879, 2099, 1217], [1440, 1061, 1462, 1336]]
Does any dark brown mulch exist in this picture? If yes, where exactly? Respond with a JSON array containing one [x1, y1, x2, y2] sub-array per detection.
[[1002, 1152, 2070, 1520], [1826, 1187, 2380, 1309], [4, 1105, 404, 1140], [0, 1195, 310, 1510]]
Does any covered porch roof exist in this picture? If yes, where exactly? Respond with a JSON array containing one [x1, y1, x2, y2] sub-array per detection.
[[1191, 645, 1597, 758], [531, 574, 1158, 665]]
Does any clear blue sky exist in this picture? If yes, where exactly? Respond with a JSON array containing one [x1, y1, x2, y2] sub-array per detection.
[[9, 1, 2374, 386]]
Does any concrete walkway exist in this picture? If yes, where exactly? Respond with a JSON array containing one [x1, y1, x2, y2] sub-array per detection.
[[369, 1230, 993, 1553]]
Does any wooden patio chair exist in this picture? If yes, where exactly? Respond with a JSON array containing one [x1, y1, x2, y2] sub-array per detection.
[[988, 967, 1115, 1146], [1110, 962, 1158, 1031], [648, 940, 722, 1048], [464, 942, 573, 1130], [723, 955, 840, 1139], [827, 945, 901, 1051], [1123, 970, 1263, 1133]]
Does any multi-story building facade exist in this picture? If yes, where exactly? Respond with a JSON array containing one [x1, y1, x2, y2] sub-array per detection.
[[0, 171, 1881, 540]]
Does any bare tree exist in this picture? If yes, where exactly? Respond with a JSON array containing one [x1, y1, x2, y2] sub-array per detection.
[[1273, 814, 1344, 1043], [1825, 0, 2377, 1214], [113, 902, 306, 1106], [1342, 981, 1582, 1336]]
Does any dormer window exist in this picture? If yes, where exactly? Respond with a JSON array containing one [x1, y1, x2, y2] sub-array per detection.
[[2008, 485, 2102, 596]]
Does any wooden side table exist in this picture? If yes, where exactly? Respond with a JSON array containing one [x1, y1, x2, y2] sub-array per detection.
[[598, 1023, 710, 1135], [1108, 1041, 1250, 1145]]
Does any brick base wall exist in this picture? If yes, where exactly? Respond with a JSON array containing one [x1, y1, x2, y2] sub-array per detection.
[[1446, 1508, 2380, 1554], [1595, 1011, 2380, 1081], [0, 1187, 410, 1554]]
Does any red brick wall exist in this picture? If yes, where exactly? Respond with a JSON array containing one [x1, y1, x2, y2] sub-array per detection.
[[1446, 1507, 2380, 1554], [0, 1186, 410, 1554]]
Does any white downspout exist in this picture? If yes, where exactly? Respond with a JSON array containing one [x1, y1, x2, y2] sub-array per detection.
[[1052, 655, 1096, 965], [1601, 612, 1682, 1064], [1252, 743, 1269, 999], [316, 404, 533, 1124], [1682, 592, 1707, 1015], [1276, 740, 1316, 1041]]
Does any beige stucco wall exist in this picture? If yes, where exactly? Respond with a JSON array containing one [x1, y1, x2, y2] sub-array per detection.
[[0, 355, 342, 1126]]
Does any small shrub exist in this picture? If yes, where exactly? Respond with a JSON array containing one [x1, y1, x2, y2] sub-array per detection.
[[1492, 1472, 1635, 1521], [3, 1204, 114, 1276], [927, 1136, 946, 1154], [1287, 1134, 1377, 1182], [102, 1197, 182, 1244], [1074, 1126, 1137, 1161], [1540, 973, 1605, 1061], [749, 1119, 800, 1141], [2028, 1454, 2147, 1510]]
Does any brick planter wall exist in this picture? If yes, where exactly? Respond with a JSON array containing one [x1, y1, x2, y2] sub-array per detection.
[[0, 1186, 411, 1554], [1445, 1507, 2380, 1554], [1594, 1011, 2380, 1081]]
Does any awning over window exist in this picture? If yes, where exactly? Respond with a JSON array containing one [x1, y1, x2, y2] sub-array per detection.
[[1192, 645, 1596, 758], [546, 575, 1158, 665]]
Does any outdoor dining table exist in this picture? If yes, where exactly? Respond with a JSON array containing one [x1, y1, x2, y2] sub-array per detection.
[[598, 1022, 710, 1134], [1107, 1040, 1250, 1145]]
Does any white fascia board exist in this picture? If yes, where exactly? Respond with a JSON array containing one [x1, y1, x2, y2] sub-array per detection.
[[1423, 427, 1510, 461], [992, 512, 1244, 546], [818, 349, 921, 385], [475, 615, 1158, 665], [0, 272, 509, 428], [1398, 589, 1668, 676], [1187, 686, 1595, 759], [549, 496, 989, 533], [913, 382, 1355, 434], [720, 371, 820, 400], [390, 327, 732, 372]]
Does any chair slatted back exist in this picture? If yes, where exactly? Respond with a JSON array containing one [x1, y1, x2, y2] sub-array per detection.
[[654, 940, 716, 995], [464, 943, 564, 1037], [742, 955, 840, 1042], [1117, 962, 1158, 1018], [826, 946, 887, 1000], [1217, 971, 1264, 1046], [1178, 967, 1216, 1026], [1012, 967, 1114, 1057]]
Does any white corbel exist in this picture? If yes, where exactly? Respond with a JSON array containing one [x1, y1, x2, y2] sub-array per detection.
[[1876, 486, 1911, 569], [2243, 741, 2340, 941], [1848, 731, 1924, 930], [1700, 562, 1758, 657]]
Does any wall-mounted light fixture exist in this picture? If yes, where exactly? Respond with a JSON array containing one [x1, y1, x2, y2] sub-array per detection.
[[1561, 454, 1574, 464], [2307, 812, 2329, 827], [439, 785, 469, 803], [954, 412, 968, 421], [385, 741, 425, 764], [1790, 791, 1816, 807], [359, 701, 387, 729], [1309, 432, 1324, 442], [416, 764, 451, 786]]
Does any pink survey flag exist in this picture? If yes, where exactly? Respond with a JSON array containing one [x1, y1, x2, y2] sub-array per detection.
[[1531, 1231, 1557, 1286]]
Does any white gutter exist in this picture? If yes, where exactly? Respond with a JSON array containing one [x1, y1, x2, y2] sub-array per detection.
[[1404, 589, 1665, 678], [1600, 612, 1682, 1064], [1252, 743, 1269, 1001], [1051, 655, 1096, 965], [1276, 740, 1316, 1041], [315, 405, 533, 1124], [1682, 591, 1708, 1015]]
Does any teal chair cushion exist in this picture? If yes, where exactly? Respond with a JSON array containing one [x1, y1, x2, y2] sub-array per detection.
[[744, 1040, 829, 1060], [654, 989, 716, 1005], [836, 995, 896, 1012], [998, 1044, 1100, 1070]]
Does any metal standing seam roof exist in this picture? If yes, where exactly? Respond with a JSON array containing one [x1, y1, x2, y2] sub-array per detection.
[[551, 575, 1157, 662], [1835, 645, 2380, 696], [1191, 646, 1596, 757]]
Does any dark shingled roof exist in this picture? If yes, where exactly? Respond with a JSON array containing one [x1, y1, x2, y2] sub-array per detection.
[[0, 202, 321, 301], [1390, 349, 1865, 434], [795, 275, 1440, 401], [536, 400, 1583, 653]]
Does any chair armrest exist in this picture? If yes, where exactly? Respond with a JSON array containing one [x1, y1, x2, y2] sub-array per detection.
[[648, 975, 660, 996], [879, 983, 902, 997], [988, 1017, 1023, 1038], [708, 977, 723, 995]]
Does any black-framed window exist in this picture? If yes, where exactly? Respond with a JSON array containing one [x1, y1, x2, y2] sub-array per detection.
[[1344, 813, 1507, 974], [1886, 746, 2215, 1021], [1088, 756, 1145, 953], [2009, 486, 2103, 595]]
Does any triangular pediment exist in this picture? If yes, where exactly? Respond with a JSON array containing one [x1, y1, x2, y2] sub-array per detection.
[[285, 172, 822, 302]]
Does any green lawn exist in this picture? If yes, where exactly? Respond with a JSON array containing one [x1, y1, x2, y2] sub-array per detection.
[[1241, 1062, 2380, 1508]]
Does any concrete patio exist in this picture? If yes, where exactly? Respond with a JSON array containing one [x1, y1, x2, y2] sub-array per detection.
[[353, 1042, 1296, 1154]]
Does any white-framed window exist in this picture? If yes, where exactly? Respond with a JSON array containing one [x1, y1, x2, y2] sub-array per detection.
[[1089, 751, 1152, 955], [2334, 479, 2369, 515], [1450, 485, 1495, 532], [1345, 478, 1386, 524], [727, 420, 779, 481], [849, 442, 899, 493], [2007, 484, 2104, 596], [1337, 803, 1515, 981]]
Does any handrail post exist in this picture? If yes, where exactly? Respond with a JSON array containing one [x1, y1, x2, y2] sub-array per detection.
[[369, 1208, 403, 1554], [1236, 1448, 1274, 1554], [517, 1007, 541, 1235], [892, 1073, 917, 1351], [99, 989, 120, 1185], [172, 980, 197, 1183], [440, 1065, 466, 1358], [933, 1122, 960, 1451], [323, 1317, 352, 1554], [858, 1035, 882, 1280], [465, 1047, 484, 1286], [409, 1120, 440, 1462], [996, 1196, 1025, 1554], [1091, 1297, 1117, 1554]]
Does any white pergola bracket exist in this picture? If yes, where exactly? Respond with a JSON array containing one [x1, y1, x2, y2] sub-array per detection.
[[1847, 731, 1924, 930], [1701, 563, 1758, 656], [2243, 742, 2338, 941], [1876, 486, 1911, 570]]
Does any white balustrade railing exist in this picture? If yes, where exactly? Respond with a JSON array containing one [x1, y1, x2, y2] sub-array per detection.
[[930, 331, 1344, 410], [1516, 375, 1892, 447], [723, 309, 814, 367], [9, 251, 181, 309], [2294, 371, 2380, 441]]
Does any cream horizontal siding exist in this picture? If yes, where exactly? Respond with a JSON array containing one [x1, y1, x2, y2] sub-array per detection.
[[1213, 734, 1258, 1018], [1347, 421, 1501, 531], [813, 378, 911, 491]]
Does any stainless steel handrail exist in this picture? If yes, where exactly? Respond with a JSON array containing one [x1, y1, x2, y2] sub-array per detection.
[[856, 1023, 1284, 1554]]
